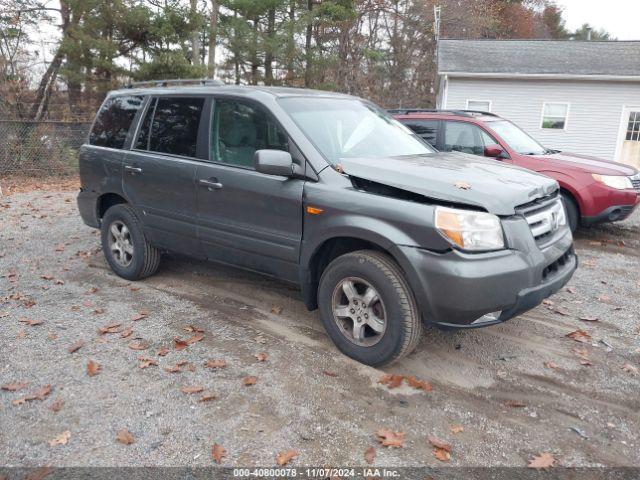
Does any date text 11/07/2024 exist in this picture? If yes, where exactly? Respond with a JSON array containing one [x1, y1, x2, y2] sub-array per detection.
[[232, 467, 401, 477]]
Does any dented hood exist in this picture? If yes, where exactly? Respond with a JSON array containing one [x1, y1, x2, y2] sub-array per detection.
[[339, 152, 559, 216]]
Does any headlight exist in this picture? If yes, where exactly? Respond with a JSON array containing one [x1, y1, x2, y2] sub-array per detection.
[[434, 206, 505, 251], [592, 174, 633, 190]]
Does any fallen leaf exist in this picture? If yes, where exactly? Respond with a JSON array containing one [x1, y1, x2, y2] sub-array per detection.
[[21, 466, 53, 480], [130, 286, 141, 292], [87, 360, 101, 376], [427, 435, 452, 452], [16, 384, 52, 405], [504, 400, 526, 408], [93, 308, 105, 315], [566, 329, 592, 343], [580, 359, 594, 366], [174, 338, 189, 350], [2, 381, 28, 391], [86, 287, 99, 294], [49, 399, 64, 412], [164, 365, 182, 373], [200, 393, 218, 402], [41, 274, 54, 280], [184, 325, 204, 333], [579, 316, 598, 322], [554, 308, 570, 316], [19, 318, 43, 326], [120, 325, 133, 338], [433, 447, 451, 461], [622, 363, 638, 375], [129, 341, 148, 351], [376, 429, 405, 448], [378, 374, 404, 389], [450, 424, 464, 434], [271, 305, 283, 314], [276, 450, 298, 466], [571, 347, 589, 358], [48, 430, 71, 446], [98, 322, 122, 334], [138, 357, 158, 369], [204, 359, 226, 369], [212, 443, 227, 464], [597, 295, 611, 303], [157, 346, 169, 356], [406, 375, 433, 392], [542, 299, 554, 306], [566, 286, 577, 294], [54, 244, 65, 252], [543, 361, 559, 369], [254, 352, 268, 362], [131, 310, 149, 321], [116, 429, 135, 445], [243, 376, 257, 386], [68, 340, 85, 353], [322, 370, 338, 377], [364, 446, 376, 464], [528, 452, 555, 469], [454, 181, 471, 190], [181, 385, 204, 394]]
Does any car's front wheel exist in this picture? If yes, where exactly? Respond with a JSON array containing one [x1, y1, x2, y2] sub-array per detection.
[[561, 192, 579, 233], [100, 204, 161, 280], [317, 250, 422, 366]]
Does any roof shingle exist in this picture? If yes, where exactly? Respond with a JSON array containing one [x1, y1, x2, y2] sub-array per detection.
[[438, 39, 640, 77]]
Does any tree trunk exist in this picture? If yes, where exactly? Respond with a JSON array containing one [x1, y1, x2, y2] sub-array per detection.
[[285, 1, 295, 84], [250, 17, 259, 85], [264, 7, 275, 85], [304, 0, 313, 87], [31, 0, 70, 120], [207, 0, 218, 77], [191, 0, 200, 65]]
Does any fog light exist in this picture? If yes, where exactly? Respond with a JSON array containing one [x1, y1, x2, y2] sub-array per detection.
[[472, 311, 502, 325]]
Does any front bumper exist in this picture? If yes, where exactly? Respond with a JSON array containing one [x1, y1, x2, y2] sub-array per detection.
[[392, 220, 577, 328], [582, 201, 638, 226]]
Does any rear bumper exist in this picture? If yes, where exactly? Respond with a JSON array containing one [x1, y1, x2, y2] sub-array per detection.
[[392, 223, 577, 328], [77, 188, 100, 228]]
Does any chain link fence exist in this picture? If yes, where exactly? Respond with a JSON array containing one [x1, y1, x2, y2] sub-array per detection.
[[0, 120, 91, 176]]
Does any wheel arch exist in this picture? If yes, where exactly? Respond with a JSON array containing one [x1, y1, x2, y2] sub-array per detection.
[[97, 192, 129, 222], [300, 235, 400, 311]]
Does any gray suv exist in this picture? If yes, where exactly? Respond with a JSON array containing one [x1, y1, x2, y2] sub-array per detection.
[[77, 82, 577, 366]]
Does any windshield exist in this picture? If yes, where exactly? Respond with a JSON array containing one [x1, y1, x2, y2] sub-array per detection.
[[279, 97, 435, 164], [489, 120, 547, 155]]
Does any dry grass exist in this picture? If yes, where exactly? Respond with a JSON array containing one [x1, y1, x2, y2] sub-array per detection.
[[0, 175, 79, 196]]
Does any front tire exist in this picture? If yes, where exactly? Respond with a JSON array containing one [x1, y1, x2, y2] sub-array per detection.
[[318, 250, 422, 366], [100, 204, 161, 280], [561, 192, 579, 233]]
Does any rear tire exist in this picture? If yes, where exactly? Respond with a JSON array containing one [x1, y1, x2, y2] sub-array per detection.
[[318, 250, 422, 366], [561, 192, 579, 233], [100, 204, 161, 280]]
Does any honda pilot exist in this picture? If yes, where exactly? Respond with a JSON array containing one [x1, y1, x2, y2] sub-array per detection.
[[77, 82, 577, 366]]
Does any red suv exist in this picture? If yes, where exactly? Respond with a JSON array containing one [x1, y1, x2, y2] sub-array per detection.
[[393, 109, 640, 231]]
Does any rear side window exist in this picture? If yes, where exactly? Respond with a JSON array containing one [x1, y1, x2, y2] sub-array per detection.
[[135, 96, 205, 158], [402, 120, 438, 147], [89, 95, 144, 149]]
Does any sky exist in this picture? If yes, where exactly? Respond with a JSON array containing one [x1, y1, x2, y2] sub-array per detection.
[[554, 0, 640, 40]]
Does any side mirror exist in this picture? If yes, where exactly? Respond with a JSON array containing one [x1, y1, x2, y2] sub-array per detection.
[[484, 144, 506, 158], [254, 149, 294, 176]]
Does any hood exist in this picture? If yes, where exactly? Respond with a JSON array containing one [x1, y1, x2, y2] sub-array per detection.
[[339, 152, 558, 216], [535, 151, 638, 176]]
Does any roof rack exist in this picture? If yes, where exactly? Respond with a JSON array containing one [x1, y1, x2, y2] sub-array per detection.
[[125, 78, 224, 88], [387, 108, 498, 118]]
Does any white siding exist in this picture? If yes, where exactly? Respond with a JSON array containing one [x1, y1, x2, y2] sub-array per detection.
[[444, 77, 640, 160]]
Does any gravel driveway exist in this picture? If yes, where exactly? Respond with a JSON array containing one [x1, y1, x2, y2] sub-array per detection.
[[1, 187, 639, 469]]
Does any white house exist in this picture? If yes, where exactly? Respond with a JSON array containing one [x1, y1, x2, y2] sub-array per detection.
[[437, 39, 640, 167]]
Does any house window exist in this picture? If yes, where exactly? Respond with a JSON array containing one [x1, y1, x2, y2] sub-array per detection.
[[541, 103, 569, 130], [466, 100, 491, 112], [626, 111, 640, 141]]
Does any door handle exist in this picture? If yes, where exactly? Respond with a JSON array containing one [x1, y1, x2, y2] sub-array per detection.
[[198, 178, 223, 190], [124, 165, 143, 174]]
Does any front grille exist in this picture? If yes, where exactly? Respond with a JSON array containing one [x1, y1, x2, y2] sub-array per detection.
[[517, 194, 565, 243], [542, 248, 574, 281], [630, 173, 640, 192]]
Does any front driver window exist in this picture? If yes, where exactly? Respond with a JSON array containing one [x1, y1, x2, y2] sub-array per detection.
[[212, 99, 289, 168], [443, 121, 486, 155]]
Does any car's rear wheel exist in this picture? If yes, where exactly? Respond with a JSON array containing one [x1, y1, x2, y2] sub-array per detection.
[[318, 250, 422, 366], [561, 192, 579, 233], [100, 204, 161, 280]]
